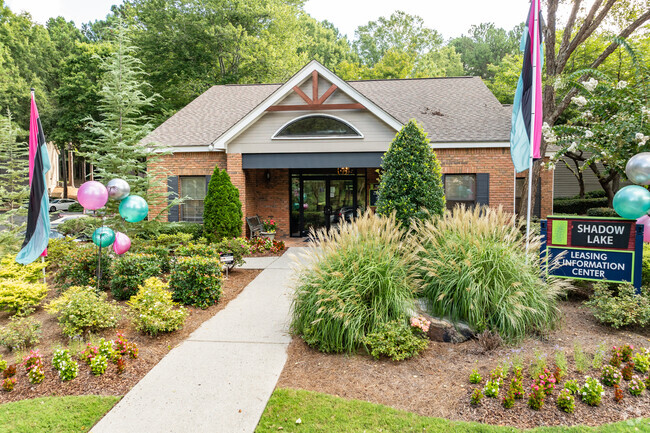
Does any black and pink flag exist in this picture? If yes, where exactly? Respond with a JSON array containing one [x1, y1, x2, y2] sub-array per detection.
[[510, 0, 544, 173], [16, 91, 51, 264]]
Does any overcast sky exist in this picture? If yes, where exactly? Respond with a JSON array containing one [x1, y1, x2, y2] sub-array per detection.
[[5, 0, 533, 40]]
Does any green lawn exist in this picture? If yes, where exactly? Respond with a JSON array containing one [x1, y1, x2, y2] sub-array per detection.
[[256, 389, 650, 433], [0, 395, 120, 433]]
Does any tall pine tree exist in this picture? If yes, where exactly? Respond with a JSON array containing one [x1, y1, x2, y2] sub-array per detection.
[[203, 167, 243, 242], [81, 21, 169, 228], [0, 111, 29, 255], [376, 119, 445, 226]]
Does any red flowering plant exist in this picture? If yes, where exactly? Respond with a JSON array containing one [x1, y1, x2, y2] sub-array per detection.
[[81, 344, 99, 364], [262, 219, 277, 233], [533, 368, 556, 396], [22, 350, 45, 384], [2, 377, 16, 391]]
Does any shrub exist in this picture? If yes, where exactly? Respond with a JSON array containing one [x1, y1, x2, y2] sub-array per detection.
[[470, 388, 483, 406], [214, 237, 250, 267], [527, 386, 544, 410], [414, 206, 562, 342], [90, 354, 108, 376], [3, 364, 16, 378], [52, 349, 78, 381], [502, 389, 515, 409], [135, 222, 204, 241], [0, 312, 41, 351], [376, 119, 445, 226], [0, 356, 5, 372], [110, 253, 162, 300], [67, 203, 84, 212], [614, 384, 624, 402], [291, 211, 417, 354], [552, 197, 607, 214], [557, 389, 575, 413], [601, 365, 622, 386], [469, 369, 482, 384], [0, 254, 47, 282], [45, 238, 77, 270], [152, 233, 193, 252], [46, 286, 121, 338], [586, 283, 650, 328], [57, 216, 102, 238], [586, 207, 618, 217], [54, 244, 113, 291], [170, 256, 222, 308], [203, 167, 243, 242], [132, 246, 171, 273], [510, 375, 524, 399], [622, 362, 635, 380], [580, 377, 604, 406], [361, 320, 428, 361], [0, 280, 47, 314], [27, 363, 45, 384], [175, 242, 219, 258], [629, 376, 645, 396], [634, 350, 650, 373], [2, 377, 16, 391], [128, 277, 188, 336], [483, 380, 500, 398]]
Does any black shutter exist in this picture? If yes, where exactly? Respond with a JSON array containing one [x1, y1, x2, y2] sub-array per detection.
[[168, 176, 179, 222], [205, 175, 211, 194], [534, 180, 542, 218], [476, 173, 489, 206]]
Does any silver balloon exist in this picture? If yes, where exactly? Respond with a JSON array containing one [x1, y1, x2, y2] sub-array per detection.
[[107, 178, 131, 201], [626, 153, 650, 185]]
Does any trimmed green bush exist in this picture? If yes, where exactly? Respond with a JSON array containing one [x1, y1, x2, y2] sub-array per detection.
[[152, 233, 193, 252], [0, 280, 47, 313], [46, 286, 121, 338], [376, 119, 445, 226], [110, 254, 162, 300], [586, 207, 619, 217], [362, 320, 429, 361], [54, 244, 113, 291], [170, 257, 223, 308], [45, 238, 77, 271], [135, 222, 204, 241], [0, 254, 47, 283], [203, 166, 243, 242], [128, 277, 188, 336], [585, 282, 650, 328], [553, 197, 608, 215], [67, 203, 84, 212], [175, 243, 219, 258], [414, 206, 563, 342], [133, 245, 171, 273], [291, 211, 417, 354]]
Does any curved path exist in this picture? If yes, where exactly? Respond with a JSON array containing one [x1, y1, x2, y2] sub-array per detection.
[[92, 248, 307, 433]]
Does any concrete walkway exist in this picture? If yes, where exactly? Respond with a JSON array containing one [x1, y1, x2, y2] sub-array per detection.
[[92, 248, 307, 433]]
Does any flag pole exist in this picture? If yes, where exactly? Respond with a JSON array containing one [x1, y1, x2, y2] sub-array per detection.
[[525, 0, 539, 257]]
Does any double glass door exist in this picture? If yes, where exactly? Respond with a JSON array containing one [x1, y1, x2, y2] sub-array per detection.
[[290, 170, 366, 237]]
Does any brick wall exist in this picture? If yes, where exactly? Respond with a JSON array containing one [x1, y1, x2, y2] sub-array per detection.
[[149, 148, 554, 229], [148, 152, 226, 221]]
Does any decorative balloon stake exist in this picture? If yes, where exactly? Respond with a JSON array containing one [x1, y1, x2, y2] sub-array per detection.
[[76, 179, 147, 289]]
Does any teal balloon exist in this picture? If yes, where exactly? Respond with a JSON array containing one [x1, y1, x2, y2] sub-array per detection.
[[119, 195, 149, 222], [613, 186, 650, 219], [92, 227, 116, 248]]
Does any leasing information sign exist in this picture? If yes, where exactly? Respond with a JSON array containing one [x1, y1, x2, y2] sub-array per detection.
[[541, 216, 643, 289]]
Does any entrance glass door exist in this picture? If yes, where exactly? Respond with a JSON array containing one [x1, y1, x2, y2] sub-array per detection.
[[290, 169, 367, 237]]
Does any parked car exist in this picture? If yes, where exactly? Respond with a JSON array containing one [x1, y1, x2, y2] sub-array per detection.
[[49, 198, 78, 213]]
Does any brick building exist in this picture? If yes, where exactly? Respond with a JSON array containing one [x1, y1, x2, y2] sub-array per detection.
[[143, 60, 553, 238]]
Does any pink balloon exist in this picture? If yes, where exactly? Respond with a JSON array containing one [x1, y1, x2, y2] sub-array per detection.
[[77, 181, 108, 210], [637, 215, 650, 243], [112, 232, 131, 255]]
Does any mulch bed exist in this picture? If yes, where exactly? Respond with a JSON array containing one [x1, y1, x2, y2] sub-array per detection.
[[0, 268, 261, 404], [277, 300, 650, 428]]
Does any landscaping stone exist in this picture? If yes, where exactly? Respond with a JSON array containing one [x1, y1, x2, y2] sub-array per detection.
[[413, 299, 475, 343]]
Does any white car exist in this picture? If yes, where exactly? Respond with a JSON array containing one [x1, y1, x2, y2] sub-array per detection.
[[49, 198, 78, 212]]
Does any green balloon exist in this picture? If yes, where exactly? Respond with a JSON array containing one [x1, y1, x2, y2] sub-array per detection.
[[613, 185, 650, 219], [92, 227, 116, 248], [119, 195, 149, 223]]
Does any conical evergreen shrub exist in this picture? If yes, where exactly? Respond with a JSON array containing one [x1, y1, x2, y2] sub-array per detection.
[[376, 119, 445, 226], [203, 167, 243, 242]]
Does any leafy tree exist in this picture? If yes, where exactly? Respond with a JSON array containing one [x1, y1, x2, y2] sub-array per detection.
[[376, 120, 445, 226], [296, 18, 355, 71], [353, 10, 442, 67], [486, 53, 523, 104], [412, 46, 464, 78], [450, 22, 522, 79], [518, 0, 650, 216], [80, 21, 167, 229], [0, 111, 29, 255], [203, 167, 243, 242]]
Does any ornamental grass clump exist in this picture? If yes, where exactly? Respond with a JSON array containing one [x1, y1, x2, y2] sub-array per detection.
[[414, 205, 564, 342], [291, 211, 417, 354]]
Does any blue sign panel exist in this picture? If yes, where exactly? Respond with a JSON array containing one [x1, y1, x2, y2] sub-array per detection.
[[547, 247, 634, 283]]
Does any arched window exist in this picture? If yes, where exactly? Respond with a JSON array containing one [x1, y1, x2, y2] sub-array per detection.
[[273, 115, 362, 139]]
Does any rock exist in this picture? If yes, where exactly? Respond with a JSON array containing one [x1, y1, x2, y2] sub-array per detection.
[[411, 299, 476, 343]]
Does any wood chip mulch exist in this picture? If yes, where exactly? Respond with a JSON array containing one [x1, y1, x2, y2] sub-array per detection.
[[276, 300, 650, 428], [0, 268, 261, 404]]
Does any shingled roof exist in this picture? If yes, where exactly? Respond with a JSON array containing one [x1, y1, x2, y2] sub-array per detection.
[[142, 74, 510, 148]]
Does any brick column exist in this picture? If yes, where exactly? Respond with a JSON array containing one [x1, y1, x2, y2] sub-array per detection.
[[540, 157, 554, 219], [226, 153, 246, 236]]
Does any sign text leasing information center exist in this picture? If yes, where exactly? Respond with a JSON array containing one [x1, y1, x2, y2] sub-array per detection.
[[541, 216, 643, 289]]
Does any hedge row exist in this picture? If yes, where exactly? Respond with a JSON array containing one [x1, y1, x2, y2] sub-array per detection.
[[553, 197, 608, 215]]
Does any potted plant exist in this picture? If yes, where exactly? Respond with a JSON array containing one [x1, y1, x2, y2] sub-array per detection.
[[261, 218, 277, 240]]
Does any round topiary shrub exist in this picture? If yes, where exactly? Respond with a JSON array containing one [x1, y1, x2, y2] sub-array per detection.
[[169, 256, 222, 309], [414, 205, 563, 342], [291, 211, 417, 354]]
